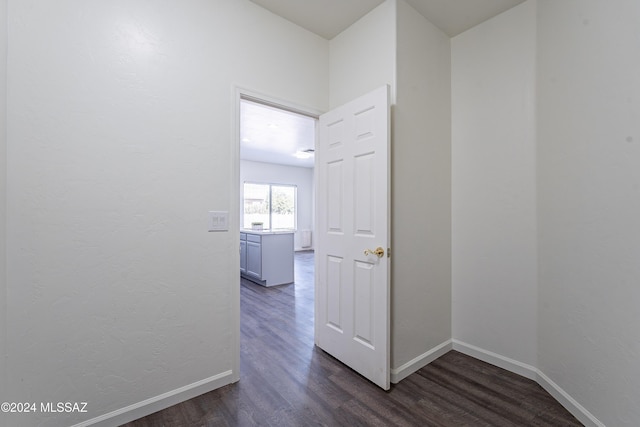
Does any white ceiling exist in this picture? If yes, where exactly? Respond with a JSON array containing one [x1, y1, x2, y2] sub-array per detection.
[[250, 0, 526, 39], [242, 0, 527, 169], [240, 100, 316, 168], [251, 0, 385, 40]]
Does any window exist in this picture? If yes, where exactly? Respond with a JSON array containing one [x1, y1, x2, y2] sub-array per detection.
[[243, 182, 296, 230]]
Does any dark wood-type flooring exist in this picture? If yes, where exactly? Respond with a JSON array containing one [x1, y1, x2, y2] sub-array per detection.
[[124, 251, 582, 427]]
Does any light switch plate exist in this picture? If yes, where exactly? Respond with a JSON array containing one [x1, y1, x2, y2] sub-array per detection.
[[208, 211, 228, 232]]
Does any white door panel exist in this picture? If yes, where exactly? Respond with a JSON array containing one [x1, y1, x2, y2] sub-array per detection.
[[316, 85, 390, 390]]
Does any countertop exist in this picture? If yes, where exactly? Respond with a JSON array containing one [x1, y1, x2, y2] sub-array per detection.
[[241, 229, 295, 235]]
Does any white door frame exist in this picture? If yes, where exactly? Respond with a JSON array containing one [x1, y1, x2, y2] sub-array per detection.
[[231, 86, 323, 382]]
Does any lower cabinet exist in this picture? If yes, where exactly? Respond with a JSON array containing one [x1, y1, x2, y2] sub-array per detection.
[[240, 231, 294, 287], [239, 236, 247, 274], [245, 240, 262, 279]]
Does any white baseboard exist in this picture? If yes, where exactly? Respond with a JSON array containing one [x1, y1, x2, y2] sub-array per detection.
[[72, 370, 235, 427], [451, 339, 537, 380], [390, 339, 452, 383], [70, 344, 605, 427], [452, 339, 604, 427], [536, 370, 605, 427]]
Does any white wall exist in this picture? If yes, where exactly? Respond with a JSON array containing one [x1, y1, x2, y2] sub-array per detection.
[[453, 1, 640, 424], [391, 0, 451, 379], [537, 1, 640, 425], [4, 1, 328, 426], [329, 0, 396, 108], [0, 0, 7, 413], [452, 1, 538, 368], [240, 160, 314, 251]]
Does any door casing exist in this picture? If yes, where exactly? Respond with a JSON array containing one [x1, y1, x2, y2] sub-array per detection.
[[232, 86, 323, 382]]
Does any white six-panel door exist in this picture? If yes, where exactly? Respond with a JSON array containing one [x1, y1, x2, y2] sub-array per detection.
[[315, 85, 390, 390]]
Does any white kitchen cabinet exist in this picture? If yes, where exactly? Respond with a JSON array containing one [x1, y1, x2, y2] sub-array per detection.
[[239, 233, 247, 274], [240, 230, 294, 286], [246, 236, 262, 278]]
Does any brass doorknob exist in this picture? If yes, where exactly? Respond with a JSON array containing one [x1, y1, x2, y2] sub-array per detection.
[[364, 247, 385, 258]]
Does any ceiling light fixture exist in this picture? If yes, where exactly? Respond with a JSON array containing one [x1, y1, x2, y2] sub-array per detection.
[[294, 151, 312, 159]]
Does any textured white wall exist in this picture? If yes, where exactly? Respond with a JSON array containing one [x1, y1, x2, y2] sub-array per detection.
[[240, 160, 314, 250], [4, 1, 328, 426], [0, 0, 7, 413], [329, 0, 396, 108], [392, 0, 451, 372], [452, 1, 538, 367], [537, 1, 640, 425]]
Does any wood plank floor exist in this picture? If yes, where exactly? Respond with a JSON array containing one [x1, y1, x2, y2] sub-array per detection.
[[123, 251, 582, 427]]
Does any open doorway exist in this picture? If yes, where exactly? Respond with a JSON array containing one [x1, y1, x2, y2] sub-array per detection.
[[239, 97, 317, 254], [233, 85, 391, 389], [235, 90, 320, 381]]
